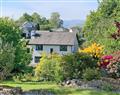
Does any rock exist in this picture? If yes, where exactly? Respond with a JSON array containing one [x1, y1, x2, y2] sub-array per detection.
[[87, 80, 103, 88], [61, 78, 120, 92], [66, 80, 71, 85], [0, 85, 22, 95]]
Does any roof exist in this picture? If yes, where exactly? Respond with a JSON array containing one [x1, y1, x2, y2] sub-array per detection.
[[50, 28, 69, 32], [28, 32, 76, 45], [21, 21, 37, 31]]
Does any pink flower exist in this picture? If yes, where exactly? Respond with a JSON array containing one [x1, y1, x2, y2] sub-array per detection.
[[102, 55, 113, 60]]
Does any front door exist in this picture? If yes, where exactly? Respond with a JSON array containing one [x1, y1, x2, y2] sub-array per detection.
[[50, 48, 53, 54]]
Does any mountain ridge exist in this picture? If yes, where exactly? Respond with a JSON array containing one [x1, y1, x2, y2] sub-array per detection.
[[63, 19, 85, 28]]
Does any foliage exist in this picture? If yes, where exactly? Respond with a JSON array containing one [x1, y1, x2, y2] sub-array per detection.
[[0, 18, 31, 77], [107, 51, 120, 78], [16, 13, 33, 26], [82, 68, 101, 81], [83, 0, 120, 54], [79, 43, 104, 58], [98, 55, 113, 69], [0, 41, 15, 80], [35, 53, 63, 82], [49, 12, 63, 28], [61, 52, 98, 80], [16, 12, 63, 30], [98, 51, 120, 78], [13, 73, 34, 82]]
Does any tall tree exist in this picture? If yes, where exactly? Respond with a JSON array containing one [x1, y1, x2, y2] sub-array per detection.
[[0, 40, 15, 80], [49, 12, 63, 28], [83, 0, 120, 54], [16, 13, 33, 26], [32, 12, 41, 24], [0, 18, 31, 74], [31, 12, 41, 30]]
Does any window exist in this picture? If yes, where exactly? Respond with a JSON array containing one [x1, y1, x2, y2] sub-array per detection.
[[36, 45, 43, 51], [60, 45, 67, 51], [34, 56, 41, 63]]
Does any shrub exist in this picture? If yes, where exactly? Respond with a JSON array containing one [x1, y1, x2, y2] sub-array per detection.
[[13, 73, 34, 82], [79, 43, 104, 58], [35, 53, 63, 82], [0, 41, 15, 81], [13, 74, 23, 82], [61, 52, 98, 80], [98, 51, 120, 78], [82, 68, 101, 81], [109, 51, 120, 78], [35, 52, 98, 82]]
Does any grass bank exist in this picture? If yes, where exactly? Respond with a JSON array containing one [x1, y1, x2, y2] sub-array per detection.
[[0, 81, 120, 95]]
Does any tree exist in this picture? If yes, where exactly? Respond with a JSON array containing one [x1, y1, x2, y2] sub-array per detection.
[[0, 40, 15, 80], [31, 12, 41, 30], [32, 12, 41, 24], [49, 12, 63, 28], [16, 13, 33, 26], [0, 18, 31, 75], [83, 0, 120, 54]]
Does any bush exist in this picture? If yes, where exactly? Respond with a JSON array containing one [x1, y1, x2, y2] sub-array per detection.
[[13, 73, 34, 82], [61, 52, 98, 80], [98, 51, 120, 78], [0, 41, 15, 81], [13, 74, 23, 82], [82, 68, 100, 81], [35, 53, 63, 82], [79, 43, 104, 58], [34, 52, 98, 82]]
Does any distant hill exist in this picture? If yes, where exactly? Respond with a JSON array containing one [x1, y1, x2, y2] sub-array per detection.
[[63, 20, 85, 28]]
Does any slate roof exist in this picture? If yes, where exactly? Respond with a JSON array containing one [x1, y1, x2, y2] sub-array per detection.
[[28, 32, 76, 46], [21, 21, 37, 31]]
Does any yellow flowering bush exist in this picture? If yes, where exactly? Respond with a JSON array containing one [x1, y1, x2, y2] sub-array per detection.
[[79, 43, 104, 58], [35, 53, 63, 82]]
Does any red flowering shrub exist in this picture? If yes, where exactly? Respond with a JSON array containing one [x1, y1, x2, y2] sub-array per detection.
[[99, 51, 120, 78], [100, 55, 113, 68]]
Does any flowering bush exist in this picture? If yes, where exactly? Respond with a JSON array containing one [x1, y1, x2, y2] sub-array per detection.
[[34, 53, 63, 82], [98, 52, 120, 78], [98, 55, 113, 69], [79, 43, 104, 58]]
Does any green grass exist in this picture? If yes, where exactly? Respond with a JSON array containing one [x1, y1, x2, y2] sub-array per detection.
[[0, 81, 120, 95]]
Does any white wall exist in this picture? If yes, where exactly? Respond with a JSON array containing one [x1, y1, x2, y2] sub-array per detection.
[[29, 45, 73, 64], [29, 34, 79, 65], [32, 45, 72, 55]]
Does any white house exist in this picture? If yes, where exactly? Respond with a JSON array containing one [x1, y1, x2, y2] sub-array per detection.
[[20, 21, 37, 39], [28, 31, 79, 65]]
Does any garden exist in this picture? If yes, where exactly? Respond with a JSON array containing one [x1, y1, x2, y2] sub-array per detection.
[[0, 0, 120, 95]]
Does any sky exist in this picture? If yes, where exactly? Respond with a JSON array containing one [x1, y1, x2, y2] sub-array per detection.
[[0, 0, 99, 20]]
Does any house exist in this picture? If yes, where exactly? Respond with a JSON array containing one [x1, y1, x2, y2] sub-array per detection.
[[20, 21, 38, 39], [28, 31, 79, 65]]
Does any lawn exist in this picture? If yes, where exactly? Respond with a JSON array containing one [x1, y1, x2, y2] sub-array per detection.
[[0, 81, 120, 95]]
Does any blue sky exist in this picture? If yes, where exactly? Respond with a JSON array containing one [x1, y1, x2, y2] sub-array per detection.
[[1, 0, 98, 20]]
